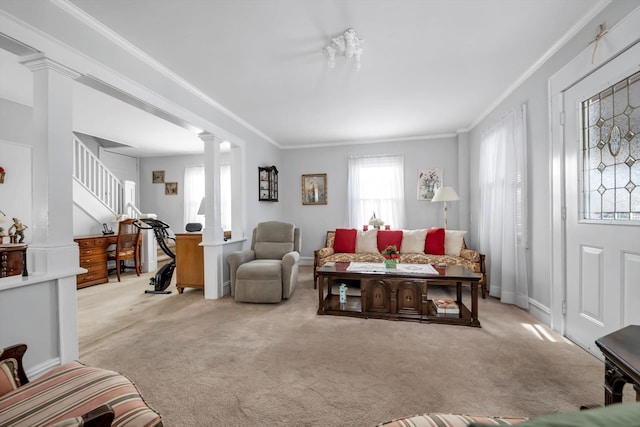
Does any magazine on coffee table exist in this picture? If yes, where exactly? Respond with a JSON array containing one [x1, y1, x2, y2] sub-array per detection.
[[434, 298, 460, 314], [346, 262, 439, 275]]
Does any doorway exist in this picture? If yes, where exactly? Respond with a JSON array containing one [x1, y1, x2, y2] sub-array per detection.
[[551, 22, 640, 356]]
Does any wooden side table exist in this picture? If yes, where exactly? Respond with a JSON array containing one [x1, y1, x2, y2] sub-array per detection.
[[175, 233, 204, 293], [595, 325, 640, 405], [0, 244, 27, 277]]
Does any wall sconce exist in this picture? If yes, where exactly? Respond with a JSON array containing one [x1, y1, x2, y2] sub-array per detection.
[[431, 186, 459, 229], [324, 28, 364, 71]]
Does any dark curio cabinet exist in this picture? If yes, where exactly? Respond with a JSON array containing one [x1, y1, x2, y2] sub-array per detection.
[[258, 166, 278, 201]]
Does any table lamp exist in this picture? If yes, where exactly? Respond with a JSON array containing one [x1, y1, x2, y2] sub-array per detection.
[[431, 186, 459, 229]]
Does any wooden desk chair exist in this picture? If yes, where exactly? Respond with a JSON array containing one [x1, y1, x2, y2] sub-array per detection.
[[107, 219, 142, 281]]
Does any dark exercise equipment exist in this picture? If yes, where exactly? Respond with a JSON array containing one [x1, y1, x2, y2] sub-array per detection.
[[135, 218, 175, 294]]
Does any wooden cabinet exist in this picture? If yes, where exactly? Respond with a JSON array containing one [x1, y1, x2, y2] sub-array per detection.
[[175, 233, 204, 293], [74, 236, 110, 289], [258, 165, 278, 201], [361, 278, 425, 321], [395, 280, 424, 320], [0, 244, 27, 278]]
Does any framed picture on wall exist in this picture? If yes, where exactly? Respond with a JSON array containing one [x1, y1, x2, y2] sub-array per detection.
[[417, 168, 442, 200], [165, 182, 178, 195], [302, 174, 327, 205], [152, 170, 165, 183]]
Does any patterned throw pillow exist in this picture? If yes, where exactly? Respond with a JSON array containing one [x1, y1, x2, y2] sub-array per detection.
[[0, 358, 21, 397]]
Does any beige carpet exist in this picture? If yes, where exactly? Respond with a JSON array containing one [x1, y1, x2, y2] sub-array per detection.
[[78, 266, 606, 427]]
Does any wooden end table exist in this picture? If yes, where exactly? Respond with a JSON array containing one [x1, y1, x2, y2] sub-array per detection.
[[595, 325, 640, 405], [316, 262, 481, 327]]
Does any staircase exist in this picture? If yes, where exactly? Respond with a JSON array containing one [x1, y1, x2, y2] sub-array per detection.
[[72, 136, 158, 273], [72, 136, 146, 233]]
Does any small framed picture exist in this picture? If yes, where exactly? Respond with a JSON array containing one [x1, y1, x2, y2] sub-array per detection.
[[165, 182, 178, 195], [302, 174, 327, 205], [152, 170, 165, 183]]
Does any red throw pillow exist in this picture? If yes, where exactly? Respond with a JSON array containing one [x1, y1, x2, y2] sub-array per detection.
[[333, 228, 357, 253], [377, 230, 403, 252], [425, 227, 445, 255]]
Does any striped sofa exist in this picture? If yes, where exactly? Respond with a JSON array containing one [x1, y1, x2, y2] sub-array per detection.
[[376, 402, 640, 426], [376, 412, 527, 426], [0, 344, 161, 427]]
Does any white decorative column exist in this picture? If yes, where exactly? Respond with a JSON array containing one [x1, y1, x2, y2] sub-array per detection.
[[199, 132, 225, 299], [20, 53, 81, 363]]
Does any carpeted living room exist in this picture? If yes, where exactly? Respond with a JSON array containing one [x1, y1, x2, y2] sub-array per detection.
[[75, 266, 610, 426], [2, 1, 640, 426]]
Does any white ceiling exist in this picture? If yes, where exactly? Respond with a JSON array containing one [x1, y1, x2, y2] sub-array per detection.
[[0, 0, 603, 156]]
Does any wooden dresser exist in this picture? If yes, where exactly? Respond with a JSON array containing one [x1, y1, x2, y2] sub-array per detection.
[[175, 233, 204, 293], [74, 235, 115, 289], [0, 244, 27, 278]]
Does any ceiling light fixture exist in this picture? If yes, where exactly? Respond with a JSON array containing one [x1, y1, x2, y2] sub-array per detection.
[[324, 28, 363, 71]]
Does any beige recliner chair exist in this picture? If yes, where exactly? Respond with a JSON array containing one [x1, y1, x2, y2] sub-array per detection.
[[228, 221, 301, 303]]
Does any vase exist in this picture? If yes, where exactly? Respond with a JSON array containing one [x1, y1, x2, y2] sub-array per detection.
[[385, 258, 397, 269]]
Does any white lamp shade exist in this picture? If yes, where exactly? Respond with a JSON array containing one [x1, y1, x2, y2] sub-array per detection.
[[431, 186, 460, 202]]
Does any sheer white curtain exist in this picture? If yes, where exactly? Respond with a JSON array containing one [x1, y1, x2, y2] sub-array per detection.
[[184, 166, 205, 228], [220, 164, 231, 231], [346, 155, 406, 229], [478, 105, 529, 308]]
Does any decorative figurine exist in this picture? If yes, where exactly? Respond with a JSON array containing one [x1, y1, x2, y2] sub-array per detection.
[[8, 217, 28, 243], [0, 226, 5, 244]]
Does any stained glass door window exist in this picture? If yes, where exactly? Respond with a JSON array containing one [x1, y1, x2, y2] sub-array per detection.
[[581, 70, 640, 221]]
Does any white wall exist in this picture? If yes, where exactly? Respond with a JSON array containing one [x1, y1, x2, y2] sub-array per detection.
[[140, 135, 282, 239], [0, 99, 32, 244], [282, 136, 460, 259], [467, 1, 640, 320], [0, 99, 66, 376], [139, 154, 202, 233]]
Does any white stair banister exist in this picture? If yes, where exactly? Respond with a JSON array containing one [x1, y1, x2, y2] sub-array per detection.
[[73, 136, 122, 214]]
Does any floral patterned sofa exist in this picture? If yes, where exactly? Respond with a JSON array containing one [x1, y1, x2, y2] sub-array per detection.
[[314, 228, 487, 298]]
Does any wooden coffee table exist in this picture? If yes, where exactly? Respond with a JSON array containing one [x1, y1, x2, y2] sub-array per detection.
[[316, 262, 482, 327]]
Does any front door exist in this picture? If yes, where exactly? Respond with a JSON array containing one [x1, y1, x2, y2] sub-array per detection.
[[562, 44, 640, 356]]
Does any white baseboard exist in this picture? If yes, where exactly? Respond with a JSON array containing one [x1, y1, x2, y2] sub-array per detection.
[[527, 297, 551, 326], [299, 257, 313, 266], [26, 357, 60, 381]]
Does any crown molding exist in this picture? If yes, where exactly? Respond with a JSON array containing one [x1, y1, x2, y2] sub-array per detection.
[[281, 132, 457, 150], [467, 0, 611, 131]]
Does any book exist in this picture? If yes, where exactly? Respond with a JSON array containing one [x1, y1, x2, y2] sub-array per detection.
[[434, 299, 460, 315]]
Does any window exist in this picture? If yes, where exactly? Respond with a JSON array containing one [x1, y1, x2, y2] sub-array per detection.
[[581, 70, 640, 221], [184, 164, 232, 231], [478, 105, 528, 307], [220, 164, 231, 231], [346, 155, 406, 229], [184, 166, 205, 227]]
